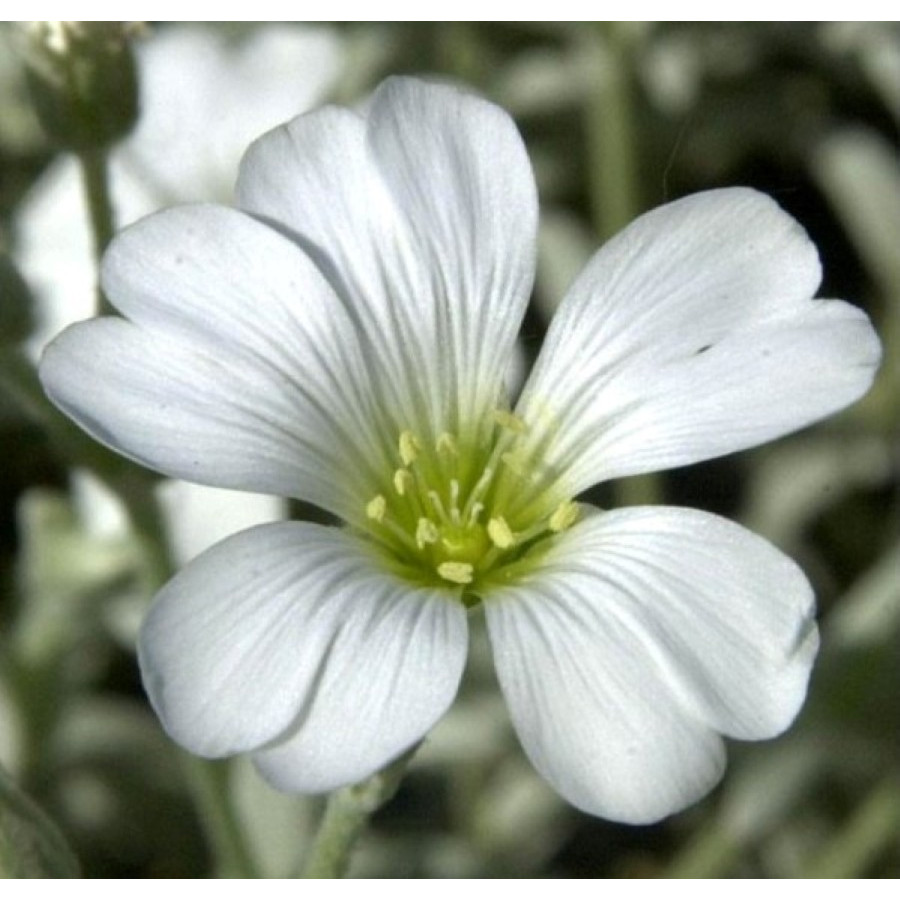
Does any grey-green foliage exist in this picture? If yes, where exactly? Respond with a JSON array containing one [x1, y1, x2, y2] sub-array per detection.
[[0, 764, 79, 878], [0, 256, 35, 346]]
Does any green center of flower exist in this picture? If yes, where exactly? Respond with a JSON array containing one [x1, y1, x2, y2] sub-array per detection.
[[362, 410, 577, 596]]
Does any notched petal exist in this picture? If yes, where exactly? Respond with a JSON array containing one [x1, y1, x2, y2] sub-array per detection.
[[138, 522, 467, 791], [485, 506, 818, 823], [519, 188, 881, 492]]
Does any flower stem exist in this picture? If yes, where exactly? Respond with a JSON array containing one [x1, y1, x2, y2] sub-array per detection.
[[301, 751, 415, 878], [76, 146, 116, 316], [583, 23, 663, 508], [585, 22, 639, 244], [182, 757, 260, 879]]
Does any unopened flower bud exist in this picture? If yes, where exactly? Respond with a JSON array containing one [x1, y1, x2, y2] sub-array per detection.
[[19, 21, 139, 151]]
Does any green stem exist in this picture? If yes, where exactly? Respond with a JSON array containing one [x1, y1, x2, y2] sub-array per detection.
[[586, 22, 639, 242], [76, 146, 116, 315], [182, 758, 259, 879], [302, 751, 415, 878], [583, 23, 662, 508]]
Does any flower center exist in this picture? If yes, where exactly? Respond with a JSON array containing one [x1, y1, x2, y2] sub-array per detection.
[[362, 410, 577, 596]]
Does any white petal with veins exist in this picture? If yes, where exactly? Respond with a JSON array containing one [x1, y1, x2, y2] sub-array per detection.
[[519, 189, 881, 494], [139, 522, 468, 786], [485, 506, 818, 823]]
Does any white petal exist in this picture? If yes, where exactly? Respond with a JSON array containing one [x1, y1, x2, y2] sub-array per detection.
[[40, 205, 391, 516], [484, 506, 818, 823], [138, 522, 467, 791], [237, 76, 538, 437], [518, 189, 881, 493], [253, 584, 468, 793]]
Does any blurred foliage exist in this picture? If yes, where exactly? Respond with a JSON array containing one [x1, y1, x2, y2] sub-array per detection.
[[0, 761, 79, 877], [0, 21, 898, 878]]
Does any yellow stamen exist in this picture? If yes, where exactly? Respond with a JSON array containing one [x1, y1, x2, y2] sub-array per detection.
[[366, 495, 387, 522], [487, 516, 516, 549], [364, 422, 574, 589], [393, 468, 413, 496], [416, 517, 439, 548], [549, 500, 579, 533], [437, 561, 474, 585]]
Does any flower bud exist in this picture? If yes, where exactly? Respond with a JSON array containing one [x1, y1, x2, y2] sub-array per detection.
[[19, 22, 139, 152]]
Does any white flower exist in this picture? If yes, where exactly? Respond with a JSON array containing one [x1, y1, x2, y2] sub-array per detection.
[[39, 78, 881, 824]]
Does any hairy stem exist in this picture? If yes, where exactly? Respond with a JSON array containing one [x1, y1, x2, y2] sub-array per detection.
[[302, 751, 415, 878]]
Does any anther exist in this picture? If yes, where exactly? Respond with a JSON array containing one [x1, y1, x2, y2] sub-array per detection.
[[487, 516, 516, 549], [393, 468, 413, 496], [416, 518, 439, 548], [399, 431, 421, 467], [549, 500, 579, 533], [437, 561, 474, 585], [366, 495, 387, 522]]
